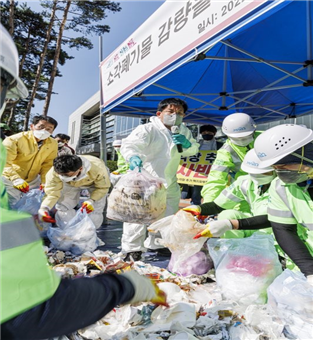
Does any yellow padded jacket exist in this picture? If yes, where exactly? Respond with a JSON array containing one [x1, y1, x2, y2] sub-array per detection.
[[41, 155, 111, 209], [2, 131, 58, 184]]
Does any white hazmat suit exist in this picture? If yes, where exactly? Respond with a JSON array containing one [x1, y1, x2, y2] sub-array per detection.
[[120, 116, 199, 253]]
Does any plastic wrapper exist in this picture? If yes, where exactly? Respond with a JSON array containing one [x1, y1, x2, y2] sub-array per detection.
[[168, 251, 212, 277], [106, 168, 167, 224], [267, 269, 313, 340], [48, 209, 99, 255], [207, 233, 282, 305], [110, 172, 122, 187], [12, 188, 43, 215], [149, 210, 209, 275]]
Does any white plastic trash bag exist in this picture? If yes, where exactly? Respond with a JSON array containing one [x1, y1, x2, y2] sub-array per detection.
[[48, 209, 99, 255], [106, 168, 167, 224], [12, 188, 43, 215], [207, 233, 282, 305], [267, 269, 313, 340], [149, 210, 209, 274]]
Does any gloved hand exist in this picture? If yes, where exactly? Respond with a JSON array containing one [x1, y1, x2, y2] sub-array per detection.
[[38, 206, 55, 223], [13, 178, 29, 193], [307, 275, 313, 286], [193, 219, 233, 239], [81, 199, 94, 214], [172, 134, 191, 149], [183, 205, 201, 216], [122, 270, 169, 307], [39, 184, 45, 192], [129, 156, 143, 172]]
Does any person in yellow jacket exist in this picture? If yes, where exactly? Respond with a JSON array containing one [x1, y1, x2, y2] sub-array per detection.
[[2, 114, 58, 207], [39, 154, 111, 229], [201, 113, 261, 210]]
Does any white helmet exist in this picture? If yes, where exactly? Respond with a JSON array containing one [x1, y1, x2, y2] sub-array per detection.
[[112, 139, 122, 147], [222, 113, 256, 138], [0, 24, 28, 101], [254, 124, 313, 168], [241, 149, 274, 174]]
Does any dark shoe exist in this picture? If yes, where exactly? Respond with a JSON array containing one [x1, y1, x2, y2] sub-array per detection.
[[123, 251, 143, 262], [147, 247, 171, 257]]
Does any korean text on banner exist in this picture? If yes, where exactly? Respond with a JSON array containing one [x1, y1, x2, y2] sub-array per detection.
[[177, 150, 217, 186], [100, 0, 268, 111]]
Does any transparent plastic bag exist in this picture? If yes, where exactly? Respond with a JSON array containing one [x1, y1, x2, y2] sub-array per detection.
[[207, 233, 282, 305], [106, 168, 167, 224], [267, 269, 313, 340], [149, 210, 209, 274], [48, 209, 98, 255], [12, 188, 43, 215]]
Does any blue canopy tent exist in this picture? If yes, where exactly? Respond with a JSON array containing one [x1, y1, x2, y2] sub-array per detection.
[[100, 0, 313, 126]]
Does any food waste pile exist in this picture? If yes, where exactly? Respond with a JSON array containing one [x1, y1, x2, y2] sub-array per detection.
[[44, 247, 312, 341]]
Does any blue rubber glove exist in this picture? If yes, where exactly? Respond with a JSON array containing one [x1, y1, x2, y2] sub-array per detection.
[[129, 155, 143, 172], [172, 134, 191, 149]]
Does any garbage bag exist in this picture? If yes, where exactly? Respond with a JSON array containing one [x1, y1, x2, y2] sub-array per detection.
[[207, 233, 282, 305], [168, 251, 212, 277], [149, 210, 209, 274], [267, 269, 313, 340], [48, 209, 98, 255], [106, 168, 167, 224], [12, 188, 43, 215]]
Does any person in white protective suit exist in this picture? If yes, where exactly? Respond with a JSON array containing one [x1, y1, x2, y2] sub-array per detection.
[[120, 98, 199, 261], [38, 154, 111, 229]]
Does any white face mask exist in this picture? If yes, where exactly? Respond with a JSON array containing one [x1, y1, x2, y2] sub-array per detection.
[[33, 129, 51, 140], [58, 142, 65, 148], [249, 173, 275, 185], [230, 135, 254, 147], [114, 147, 120, 152], [162, 113, 183, 127]]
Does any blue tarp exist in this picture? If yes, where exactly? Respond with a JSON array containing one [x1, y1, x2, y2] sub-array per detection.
[[103, 0, 313, 126]]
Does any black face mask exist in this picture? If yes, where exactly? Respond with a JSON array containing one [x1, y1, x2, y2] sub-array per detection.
[[202, 134, 214, 141]]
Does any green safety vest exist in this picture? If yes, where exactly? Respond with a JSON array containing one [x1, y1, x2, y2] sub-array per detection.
[[267, 178, 313, 254], [215, 175, 269, 216], [201, 131, 262, 205], [0, 208, 61, 323], [115, 150, 130, 174]]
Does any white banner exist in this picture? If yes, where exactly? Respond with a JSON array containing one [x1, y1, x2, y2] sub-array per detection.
[[100, 0, 270, 111]]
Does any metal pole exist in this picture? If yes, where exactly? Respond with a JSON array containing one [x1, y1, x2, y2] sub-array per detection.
[[99, 35, 107, 164]]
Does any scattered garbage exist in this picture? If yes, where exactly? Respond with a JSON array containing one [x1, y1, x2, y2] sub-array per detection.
[[106, 168, 167, 224], [44, 242, 312, 341]]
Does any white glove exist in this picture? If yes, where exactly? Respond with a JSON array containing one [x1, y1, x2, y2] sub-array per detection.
[[207, 219, 233, 237], [307, 275, 313, 286], [38, 206, 55, 223], [122, 270, 168, 306], [12, 178, 29, 193]]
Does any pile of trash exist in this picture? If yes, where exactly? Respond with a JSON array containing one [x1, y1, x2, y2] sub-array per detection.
[[44, 246, 313, 340]]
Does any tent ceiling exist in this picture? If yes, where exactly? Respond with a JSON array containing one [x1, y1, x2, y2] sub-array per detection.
[[104, 1, 313, 126]]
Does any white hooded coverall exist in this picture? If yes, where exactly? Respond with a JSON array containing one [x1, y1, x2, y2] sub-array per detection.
[[120, 116, 199, 253]]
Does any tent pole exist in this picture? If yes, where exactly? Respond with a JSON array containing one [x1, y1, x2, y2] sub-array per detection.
[[99, 35, 107, 164], [220, 46, 228, 110], [306, 0, 313, 82]]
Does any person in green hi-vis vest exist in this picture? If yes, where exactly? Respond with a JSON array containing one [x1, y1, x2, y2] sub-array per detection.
[[0, 23, 168, 340], [254, 124, 313, 285]]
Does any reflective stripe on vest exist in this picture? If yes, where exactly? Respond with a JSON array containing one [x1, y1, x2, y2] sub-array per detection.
[[240, 178, 250, 204], [222, 143, 242, 171], [274, 179, 313, 230], [221, 188, 243, 203], [211, 164, 230, 173], [0, 217, 40, 251]]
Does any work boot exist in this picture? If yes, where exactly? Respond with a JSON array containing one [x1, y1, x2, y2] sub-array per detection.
[[123, 251, 143, 262], [147, 247, 171, 257]]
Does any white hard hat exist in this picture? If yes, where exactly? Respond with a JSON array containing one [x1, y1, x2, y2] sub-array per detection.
[[254, 124, 313, 168], [0, 24, 28, 100], [222, 113, 256, 138], [241, 149, 274, 174], [112, 139, 122, 146]]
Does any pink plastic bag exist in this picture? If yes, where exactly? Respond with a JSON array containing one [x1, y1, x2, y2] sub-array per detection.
[[168, 251, 213, 276]]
